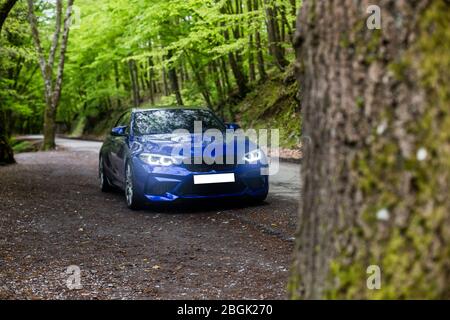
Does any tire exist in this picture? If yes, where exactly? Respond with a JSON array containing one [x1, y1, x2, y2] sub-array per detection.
[[125, 162, 144, 210], [99, 156, 113, 192]]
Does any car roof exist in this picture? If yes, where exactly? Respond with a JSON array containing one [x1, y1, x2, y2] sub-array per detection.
[[132, 106, 209, 113]]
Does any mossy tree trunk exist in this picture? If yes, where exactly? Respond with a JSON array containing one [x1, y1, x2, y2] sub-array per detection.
[[290, 0, 450, 299]]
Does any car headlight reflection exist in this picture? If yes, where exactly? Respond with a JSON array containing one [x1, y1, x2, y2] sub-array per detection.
[[243, 149, 263, 163], [139, 153, 178, 166]]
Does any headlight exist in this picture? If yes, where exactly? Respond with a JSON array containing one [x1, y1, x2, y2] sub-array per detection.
[[139, 153, 176, 166], [243, 149, 263, 163]]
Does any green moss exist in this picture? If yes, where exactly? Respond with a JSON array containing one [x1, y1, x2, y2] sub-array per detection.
[[324, 1, 450, 299], [287, 272, 302, 300], [12, 141, 33, 153]]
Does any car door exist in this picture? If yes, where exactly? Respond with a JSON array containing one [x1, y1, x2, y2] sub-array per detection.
[[110, 111, 131, 185]]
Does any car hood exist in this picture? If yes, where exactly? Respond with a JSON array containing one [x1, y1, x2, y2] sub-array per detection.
[[130, 132, 258, 159]]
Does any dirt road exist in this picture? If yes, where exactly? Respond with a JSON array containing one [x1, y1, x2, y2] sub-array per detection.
[[0, 138, 300, 299]]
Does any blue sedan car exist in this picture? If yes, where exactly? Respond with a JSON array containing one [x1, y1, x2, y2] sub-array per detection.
[[99, 107, 269, 209]]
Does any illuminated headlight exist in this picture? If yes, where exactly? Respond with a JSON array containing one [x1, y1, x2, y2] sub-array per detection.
[[243, 149, 263, 163], [139, 153, 176, 166]]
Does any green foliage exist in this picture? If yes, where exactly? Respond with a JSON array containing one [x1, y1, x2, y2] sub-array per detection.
[[0, 0, 44, 135], [59, 0, 298, 135], [2, 0, 300, 142], [12, 140, 32, 153]]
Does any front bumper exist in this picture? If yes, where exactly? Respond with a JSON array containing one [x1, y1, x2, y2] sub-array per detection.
[[131, 157, 269, 202]]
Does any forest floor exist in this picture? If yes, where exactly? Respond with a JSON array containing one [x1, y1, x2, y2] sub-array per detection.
[[0, 138, 300, 299]]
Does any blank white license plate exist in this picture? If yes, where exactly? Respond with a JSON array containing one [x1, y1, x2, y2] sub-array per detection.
[[193, 173, 235, 185]]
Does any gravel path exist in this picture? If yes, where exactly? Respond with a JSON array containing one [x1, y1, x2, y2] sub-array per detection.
[[0, 148, 299, 299]]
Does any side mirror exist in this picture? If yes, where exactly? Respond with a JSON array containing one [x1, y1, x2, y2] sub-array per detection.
[[111, 126, 127, 136], [225, 123, 240, 130]]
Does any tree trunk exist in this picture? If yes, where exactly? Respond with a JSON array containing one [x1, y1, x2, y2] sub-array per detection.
[[220, 57, 231, 95], [247, 0, 256, 82], [27, 0, 74, 150], [211, 61, 224, 105], [290, 0, 450, 299], [42, 106, 56, 149], [0, 102, 15, 165], [221, 3, 248, 97], [264, 0, 288, 71], [114, 61, 122, 109], [162, 66, 169, 96], [0, 135, 15, 165], [167, 51, 183, 106], [128, 59, 140, 107], [253, 0, 267, 81], [147, 57, 155, 105], [186, 55, 212, 108], [223, 28, 248, 97]]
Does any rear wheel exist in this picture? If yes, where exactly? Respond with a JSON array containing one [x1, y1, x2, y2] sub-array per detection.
[[99, 156, 113, 192], [125, 163, 144, 210]]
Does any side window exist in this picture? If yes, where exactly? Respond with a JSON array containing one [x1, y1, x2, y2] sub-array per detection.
[[115, 112, 131, 128]]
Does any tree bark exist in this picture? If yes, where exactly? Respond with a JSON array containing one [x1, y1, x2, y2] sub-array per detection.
[[128, 59, 140, 107], [223, 27, 248, 97], [264, 0, 288, 71], [114, 61, 122, 109], [27, 0, 74, 150], [167, 50, 183, 106], [247, 0, 256, 82], [147, 57, 155, 105], [253, 0, 267, 81], [162, 65, 169, 96], [211, 60, 224, 105], [220, 57, 231, 95], [290, 0, 450, 299], [186, 54, 213, 109]]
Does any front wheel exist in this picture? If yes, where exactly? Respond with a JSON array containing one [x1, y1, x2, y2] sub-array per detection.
[[125, 163, 144, 210]]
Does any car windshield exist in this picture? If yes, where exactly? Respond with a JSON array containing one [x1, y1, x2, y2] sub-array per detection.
[[133, 109, 226, 135]]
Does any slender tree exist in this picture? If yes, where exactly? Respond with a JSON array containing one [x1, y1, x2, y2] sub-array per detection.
[[27, 0, 74, 150], [128, 59, 140, 107], [264, 0, 288, 70], [253, 0, 267, 81], [247, 0, 256, 82], [167, 50, 183, 106]]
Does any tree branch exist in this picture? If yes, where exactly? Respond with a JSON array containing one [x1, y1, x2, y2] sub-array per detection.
[[27, 0, 52, 102], [48, 0, 62, 70], [52, 0, 74, 109]]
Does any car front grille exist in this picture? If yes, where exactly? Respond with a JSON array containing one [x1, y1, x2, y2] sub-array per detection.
[[177, 179, 246, 197]]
